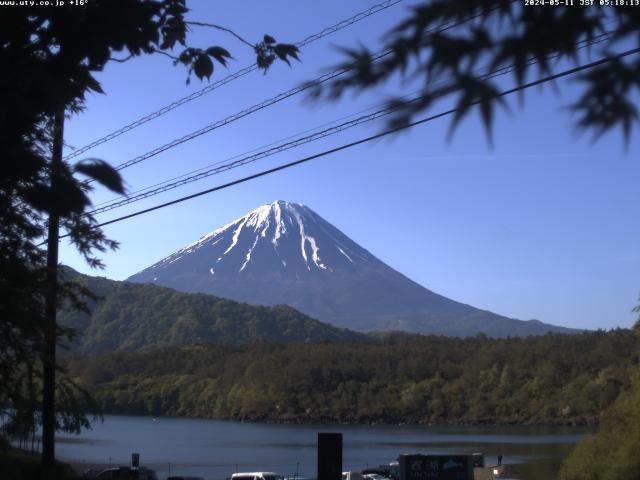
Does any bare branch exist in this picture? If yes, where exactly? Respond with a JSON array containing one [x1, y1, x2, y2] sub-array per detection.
[[150, 48, 180, 61], [186, 21, 254, 49], [108, 54, 133, 63]]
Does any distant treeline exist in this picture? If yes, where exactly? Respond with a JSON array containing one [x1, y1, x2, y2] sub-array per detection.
[[64, 330, 638, 425]]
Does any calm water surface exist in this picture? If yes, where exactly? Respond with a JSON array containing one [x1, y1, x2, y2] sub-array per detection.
[[55, 415, 592, 480]]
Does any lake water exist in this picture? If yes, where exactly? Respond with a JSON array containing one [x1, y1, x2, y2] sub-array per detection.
[[55, 415, 592, 480]]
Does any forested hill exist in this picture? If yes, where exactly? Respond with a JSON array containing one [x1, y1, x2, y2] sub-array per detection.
[[58, 269, 365, 354], [65, 329, 638, 426]]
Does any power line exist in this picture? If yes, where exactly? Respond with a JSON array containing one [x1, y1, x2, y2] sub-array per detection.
[[86, 12, 484, 177], [105, 61, 353, 172], [91, 20, 616, 211], [87, 106, 397, 215], [87, 32, 613, 216], [62, 0, 404, 161], [59, 46, 639, 239], [88, 9, 492, 209], [89, 99, 394, 209]]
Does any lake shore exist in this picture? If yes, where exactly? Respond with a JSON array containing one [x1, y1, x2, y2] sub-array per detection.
[[53, 414, 589, 480], [92, 408, 601, 428]]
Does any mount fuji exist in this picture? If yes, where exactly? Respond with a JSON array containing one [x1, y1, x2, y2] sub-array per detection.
[[128, 201, 575, 337]]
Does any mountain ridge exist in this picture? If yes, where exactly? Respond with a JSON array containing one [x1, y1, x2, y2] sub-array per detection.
[[59, 268, 366, 354], [128, 200, 579, 337]]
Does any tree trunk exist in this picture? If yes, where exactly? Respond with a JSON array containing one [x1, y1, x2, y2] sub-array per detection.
[[42, 109, 64, 479]]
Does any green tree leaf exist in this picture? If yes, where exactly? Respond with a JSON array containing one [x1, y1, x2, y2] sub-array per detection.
[[193, 53, 214, 79], [74, 159, 125, 195], [206, 46, 231, 66]]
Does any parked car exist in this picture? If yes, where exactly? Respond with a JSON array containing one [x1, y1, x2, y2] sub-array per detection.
[[364, 474, 389, 480], [231, 472, 285, 480], [95, 466, 157, 479], [363, 464, 396, 480]]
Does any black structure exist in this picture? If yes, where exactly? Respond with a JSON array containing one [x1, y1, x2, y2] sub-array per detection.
[[317, 433, 343, 480]]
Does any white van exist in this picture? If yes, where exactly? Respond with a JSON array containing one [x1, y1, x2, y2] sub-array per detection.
[[231, 472, 285, 480]]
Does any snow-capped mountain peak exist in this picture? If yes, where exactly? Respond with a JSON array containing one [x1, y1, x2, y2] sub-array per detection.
[[145, 201, 372, 277]]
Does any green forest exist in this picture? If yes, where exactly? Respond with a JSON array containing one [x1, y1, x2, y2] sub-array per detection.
[[557, 320, 640, 480], [58, 269, 365, 354], [64, 329, 637, 426], [560, 373, 640, 480]]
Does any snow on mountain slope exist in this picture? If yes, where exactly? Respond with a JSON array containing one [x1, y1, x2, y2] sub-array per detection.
[[128, 201, 577, 337], [146, 201, 374, 278]]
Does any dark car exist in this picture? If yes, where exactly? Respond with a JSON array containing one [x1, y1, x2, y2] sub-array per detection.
[[96, 466, 158, 480]]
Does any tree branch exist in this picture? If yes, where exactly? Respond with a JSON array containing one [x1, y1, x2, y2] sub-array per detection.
[[108, 54, 133, 63], [150, 48, 180, 61], [186, 21, 254, 49]]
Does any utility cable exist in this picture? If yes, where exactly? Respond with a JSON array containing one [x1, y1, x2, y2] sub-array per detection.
[[63, 0, 405, 161], [84, 11, 489, 177], [87, 32, 613, 215], [89, 100, 392, 209], [55, 46, 639, 240]]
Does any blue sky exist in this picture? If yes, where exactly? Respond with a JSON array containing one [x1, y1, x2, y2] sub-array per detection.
[[60, 0, 640, 331]]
